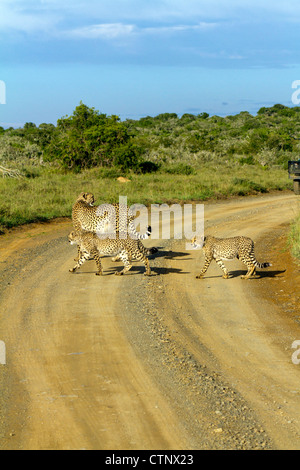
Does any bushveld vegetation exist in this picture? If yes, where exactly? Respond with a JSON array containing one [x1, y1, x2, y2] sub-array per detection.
[[0, 102, 299, 258]]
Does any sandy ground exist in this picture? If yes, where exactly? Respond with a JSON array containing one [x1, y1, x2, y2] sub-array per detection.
[[0, 192, 299, 450]]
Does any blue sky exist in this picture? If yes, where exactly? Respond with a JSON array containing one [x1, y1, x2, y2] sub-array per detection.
[[1, 0, 300, 127]]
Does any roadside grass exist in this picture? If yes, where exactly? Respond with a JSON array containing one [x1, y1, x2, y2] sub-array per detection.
[[289, 212, 300, 261], [0, 164, 292, 233]]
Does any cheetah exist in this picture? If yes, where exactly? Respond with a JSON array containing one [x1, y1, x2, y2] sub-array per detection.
[[72, 192, 151, 239], [192, 235, 272, 279], [68, 230, 152, 276], [72, 192, 155, 261]]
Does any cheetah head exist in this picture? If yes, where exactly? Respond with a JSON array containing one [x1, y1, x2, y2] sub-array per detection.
[[76, 192, 95, 206], [191, 235, 206, 249], [68, 231, 80, 245]]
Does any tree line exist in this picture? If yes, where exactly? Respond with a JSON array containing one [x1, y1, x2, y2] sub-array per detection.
[[1, 102, 300, 173]]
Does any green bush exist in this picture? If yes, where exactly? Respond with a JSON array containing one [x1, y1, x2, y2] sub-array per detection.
[[112, 142, 141, 171], [2, 102, 300, 180], [44, 102, 140, 171], [138, 161, 160, 173]]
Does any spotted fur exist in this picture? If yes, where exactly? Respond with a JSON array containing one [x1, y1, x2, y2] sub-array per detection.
[[192, 235, 271, 279], [72, 192, 155, 261], [72, 192, 151, 239], [68, 230, 152, 276]]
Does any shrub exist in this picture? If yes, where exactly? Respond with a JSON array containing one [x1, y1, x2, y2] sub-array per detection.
[[44, 102, 140, 171], [138, 161, 160, 173], [112, 142, 141, 171]]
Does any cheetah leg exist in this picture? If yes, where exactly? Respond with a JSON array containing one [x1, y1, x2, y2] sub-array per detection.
[[134, 251, 151, 276], [70, 251, 90, 272], [196, 256, 212, 279], [92, 249, 103, 276], [115, 251, 132, 276], [75, 246, 94, 262], [142, 257, 151, 276], [74, 245, 81, 262], [215, 258, 229, 279], [240, 260, 256, 279]]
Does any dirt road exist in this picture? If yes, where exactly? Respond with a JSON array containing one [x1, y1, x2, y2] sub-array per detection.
[[0, 192, 299, 450]]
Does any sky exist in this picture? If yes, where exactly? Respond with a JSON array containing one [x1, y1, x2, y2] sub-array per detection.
[[1, 0, 300, 127]]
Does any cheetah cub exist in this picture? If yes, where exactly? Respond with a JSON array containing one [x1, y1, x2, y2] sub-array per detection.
[[68, 230, 152, 276], [191, 235, 271, 279]]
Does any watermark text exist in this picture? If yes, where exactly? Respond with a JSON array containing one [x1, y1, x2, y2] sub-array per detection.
[[95, 196, 204, 249], [291, 80, 300, 105], [0, 341, 6, 365], [0, 80, 6, 105], [291, 340, 300, 365]]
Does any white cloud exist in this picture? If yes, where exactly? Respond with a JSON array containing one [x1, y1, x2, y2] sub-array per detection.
[[64, 21, 218, 42], [143, 22, 217, 34], [68, 23, 136, 40], [1, 0, 300, 37]]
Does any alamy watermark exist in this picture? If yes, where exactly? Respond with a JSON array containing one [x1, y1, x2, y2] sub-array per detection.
[[95, 196, 204, 249], [0, 80, 6, 105], [291, 340, 300, 365], [0, 341, 6, 365], [291, 80, 300, 105]]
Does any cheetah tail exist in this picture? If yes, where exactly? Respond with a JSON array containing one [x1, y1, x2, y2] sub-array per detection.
[[256, 262, 272, 268], [141, 226, 152, 239], [143, 226, 152, 239], [128, 224, 152, 240]]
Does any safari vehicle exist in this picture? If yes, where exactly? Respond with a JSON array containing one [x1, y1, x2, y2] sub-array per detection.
[[288, 160, 300, 195]]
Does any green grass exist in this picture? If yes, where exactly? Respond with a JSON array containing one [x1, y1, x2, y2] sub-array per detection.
[[289, 212, 300, 261], [0, 164, 292, 233]]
